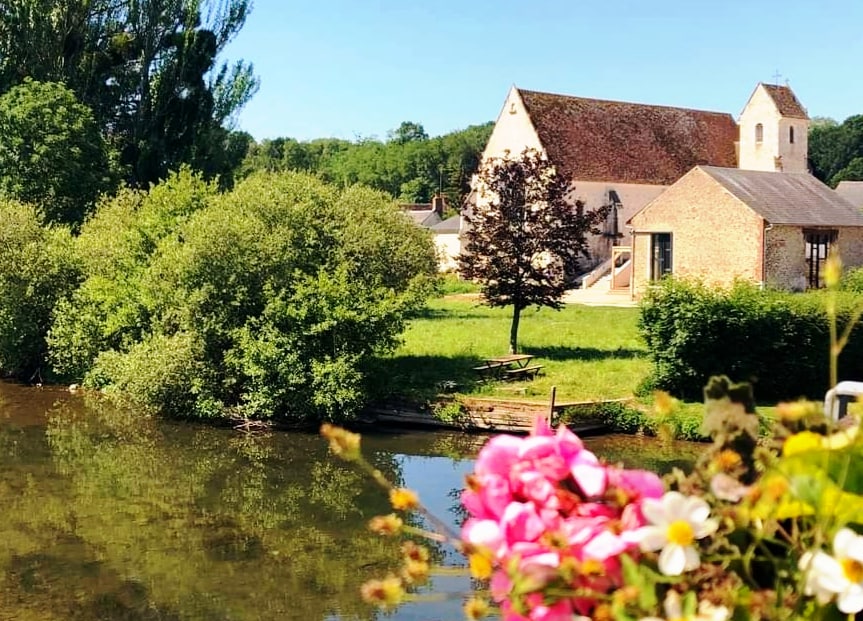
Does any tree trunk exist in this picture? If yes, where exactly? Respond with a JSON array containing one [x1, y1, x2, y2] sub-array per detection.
[[509, 305, 522, 354]]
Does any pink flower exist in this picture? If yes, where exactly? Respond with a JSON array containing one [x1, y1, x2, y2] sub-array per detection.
[[462, 473, 513, 519], [475, 434, 524, 477], [607, 468, 664, 502], [502, 502, 546, 544]]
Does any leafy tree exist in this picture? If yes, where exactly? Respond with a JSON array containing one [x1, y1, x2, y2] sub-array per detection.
[[809, 115, 863, 186], [458, 148, 608, 354], [0, 79, 116, 226], [0, 0, 258, 188], [388, 120, 428, 144], [0, 199, 79, 380], [49, 171, 438, 423]]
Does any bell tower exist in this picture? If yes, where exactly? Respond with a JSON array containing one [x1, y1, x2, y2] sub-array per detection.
[[738, 82, 809, 173]]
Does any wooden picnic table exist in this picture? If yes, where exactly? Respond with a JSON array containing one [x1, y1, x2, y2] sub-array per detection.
[[473, 354, 543, 381]]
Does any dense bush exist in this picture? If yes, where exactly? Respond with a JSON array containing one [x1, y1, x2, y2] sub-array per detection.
[[0, 200, 79, 380], [49, 170, 438, 422], [638, 279, 863, 402]]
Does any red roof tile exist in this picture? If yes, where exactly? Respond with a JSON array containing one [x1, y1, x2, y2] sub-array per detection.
[[761, 84, 808, 119], [518, 88, 738, 185]]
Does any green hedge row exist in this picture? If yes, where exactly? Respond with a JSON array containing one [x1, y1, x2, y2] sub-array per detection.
[[638, 279, 863, 402]]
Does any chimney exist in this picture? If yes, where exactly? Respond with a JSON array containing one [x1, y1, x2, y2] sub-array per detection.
[[432, 194, 446, 217]]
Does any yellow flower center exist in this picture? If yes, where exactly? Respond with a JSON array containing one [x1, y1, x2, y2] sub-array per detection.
[[842, 558, 863, 584], [666, 520, 695, 546]]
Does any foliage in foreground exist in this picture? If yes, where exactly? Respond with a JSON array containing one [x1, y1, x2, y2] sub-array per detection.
[[326, 375, 863, 621], [639, 278, 863, 402], [47, 169, 438, 422]]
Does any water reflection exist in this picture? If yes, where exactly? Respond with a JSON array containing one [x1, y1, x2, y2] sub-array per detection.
[[0, 382, 703, 620]]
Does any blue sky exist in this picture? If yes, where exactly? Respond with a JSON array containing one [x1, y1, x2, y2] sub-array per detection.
[[224, 0, 863, 142]]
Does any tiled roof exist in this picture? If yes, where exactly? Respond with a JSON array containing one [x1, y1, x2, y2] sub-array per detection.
[[761, 84, 808, 119], [835, 181, 863, 208], [701, 166, 863, 227], [518, 88, 738, 185]]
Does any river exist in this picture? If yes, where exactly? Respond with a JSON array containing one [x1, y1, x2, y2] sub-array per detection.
[[0, 381, 705, 620]]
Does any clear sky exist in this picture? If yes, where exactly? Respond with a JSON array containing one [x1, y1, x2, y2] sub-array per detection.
[[223, 0, 863, 142]]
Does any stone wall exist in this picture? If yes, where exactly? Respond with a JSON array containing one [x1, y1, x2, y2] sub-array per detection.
[[630, 168, 763, 297]]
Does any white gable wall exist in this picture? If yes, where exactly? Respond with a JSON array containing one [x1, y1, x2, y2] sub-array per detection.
[[738, 84, 809, 173], [481, 86, 544, 160]]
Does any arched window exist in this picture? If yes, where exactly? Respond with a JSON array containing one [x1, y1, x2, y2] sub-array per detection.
[[755, 123, 763, 143], [790, 126, 795, 144]]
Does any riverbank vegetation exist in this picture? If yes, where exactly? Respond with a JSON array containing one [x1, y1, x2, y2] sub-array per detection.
[[0, 170, 438, 423]]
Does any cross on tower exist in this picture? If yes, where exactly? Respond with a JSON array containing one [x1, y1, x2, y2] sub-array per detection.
[[772, 70, 783, 86]]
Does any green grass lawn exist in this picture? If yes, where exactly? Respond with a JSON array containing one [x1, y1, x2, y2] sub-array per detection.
[[377, 297, 652, 403]]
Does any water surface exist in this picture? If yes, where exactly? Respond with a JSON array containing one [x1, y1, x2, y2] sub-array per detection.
[[0, 381, 704, 620]]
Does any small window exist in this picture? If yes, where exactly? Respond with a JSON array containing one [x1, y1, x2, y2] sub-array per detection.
[[651, 233, 673, 280], [755, 123, 763, 143], [790, 126, 795, 144]]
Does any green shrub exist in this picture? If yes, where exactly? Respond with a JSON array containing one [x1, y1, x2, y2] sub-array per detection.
[[639, 279, 863, 402], [51, 170, 438, 423], [0, 200, 80, 379], [841, 266, 863, 293]]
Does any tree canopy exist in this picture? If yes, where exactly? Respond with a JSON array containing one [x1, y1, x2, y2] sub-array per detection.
[[0, 0, 258, 188], [809, 115, 863, 186], [0, 79, 116, 226], [458, 149, 608, 354]]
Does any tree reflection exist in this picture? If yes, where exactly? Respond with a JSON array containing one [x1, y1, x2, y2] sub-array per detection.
[[0, 394, 411, 620]]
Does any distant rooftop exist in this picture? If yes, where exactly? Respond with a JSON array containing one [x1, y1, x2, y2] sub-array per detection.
[[835, 181, 863, 209]]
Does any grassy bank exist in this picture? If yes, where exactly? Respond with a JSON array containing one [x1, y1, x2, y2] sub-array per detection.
[[376, 297, 651, 403]]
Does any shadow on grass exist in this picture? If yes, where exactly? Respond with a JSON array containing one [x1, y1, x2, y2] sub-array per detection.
[[409, 306, 491, 321], [524, 345, 645, 362], [368, 354, 487, 400]]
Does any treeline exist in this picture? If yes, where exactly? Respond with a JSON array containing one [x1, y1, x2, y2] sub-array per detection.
[[0, 170, 438, 424], [238, 121, 494, 207], [810, 116, 863, 186]]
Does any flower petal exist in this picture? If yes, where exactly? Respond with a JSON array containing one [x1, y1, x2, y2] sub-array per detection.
[[682, 544, 701, 571], [636, 526, 667, 552], [658, 543, 687, 575], [838, 585, 863, 614], [641, 497, 668, 527]]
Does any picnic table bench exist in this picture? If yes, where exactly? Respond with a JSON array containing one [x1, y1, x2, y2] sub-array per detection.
[[473, 354, 543, 381]]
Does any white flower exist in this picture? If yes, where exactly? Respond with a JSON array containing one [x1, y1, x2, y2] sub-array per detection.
[[799, 528, 863, 613], [636, 491, 718, 576]]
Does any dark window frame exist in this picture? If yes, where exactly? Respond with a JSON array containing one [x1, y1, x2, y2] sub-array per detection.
[[651, 233, 673, 281]]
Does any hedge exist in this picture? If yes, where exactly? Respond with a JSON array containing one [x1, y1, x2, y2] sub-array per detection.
[[638, 279, 863, 402]]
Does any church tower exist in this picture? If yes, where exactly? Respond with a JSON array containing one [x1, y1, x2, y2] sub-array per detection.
[[738, 83, 809, 173]]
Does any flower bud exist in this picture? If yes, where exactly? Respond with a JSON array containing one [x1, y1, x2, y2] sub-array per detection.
[[368, 514, 403, 536], [464, 597, 491, 620], [469, 551, 493, 580], [825, 252, 842, 289], [389, 487, 419, 511], [320, 423, 361, 461], [360, 575, 404, 609]]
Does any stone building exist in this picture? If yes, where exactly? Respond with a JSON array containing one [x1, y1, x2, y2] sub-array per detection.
[[628, 166, 863, 295], [479, 85, 738, 265]]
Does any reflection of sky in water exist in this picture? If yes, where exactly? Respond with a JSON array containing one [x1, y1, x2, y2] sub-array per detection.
[[391, 455, 476, 620]]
